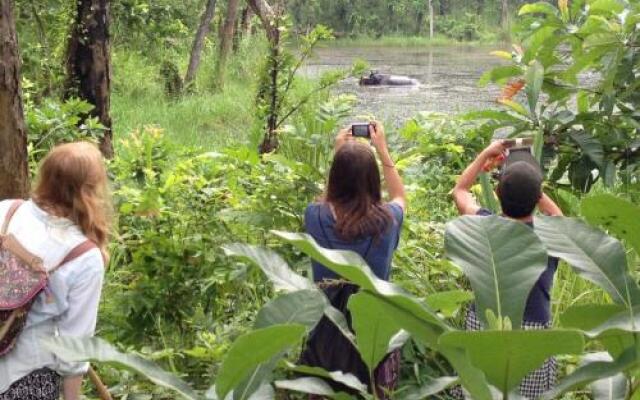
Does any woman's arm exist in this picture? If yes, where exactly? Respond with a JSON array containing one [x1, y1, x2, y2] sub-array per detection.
[[63, 376, 83, 400], [57, 251, 105, 399], [453, 141, 506, 215], [370, 121, 406, 211]]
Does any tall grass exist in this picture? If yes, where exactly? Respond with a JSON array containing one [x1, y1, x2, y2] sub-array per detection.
[[111, 38, 266, 149]]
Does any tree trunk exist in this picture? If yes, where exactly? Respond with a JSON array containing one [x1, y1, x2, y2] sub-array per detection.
[[258, 27, 281, 154], [65, 0, 113, 158], [0, 0, 29, 199], [185, 0, 217, 86], [501, 0, 510, 36], [248, 0, 278, 41], [213, 0, 241, 91], [240, 6, 253, 39], [438, 0, 449, 15], [429, 0, 434, 40]]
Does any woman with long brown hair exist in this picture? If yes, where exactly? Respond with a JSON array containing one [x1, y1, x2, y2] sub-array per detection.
[[0, 142, 112, 400], [300, 122, 406, 398]]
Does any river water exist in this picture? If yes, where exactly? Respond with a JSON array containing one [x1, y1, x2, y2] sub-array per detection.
[[301, 45, 508, 126]]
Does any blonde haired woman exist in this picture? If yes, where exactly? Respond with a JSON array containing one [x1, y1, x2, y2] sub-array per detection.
[[0, 142, 111, 400]]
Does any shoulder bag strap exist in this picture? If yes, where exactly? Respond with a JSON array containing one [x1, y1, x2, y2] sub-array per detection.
[[1, 200, 25, 235], [50, 240, 97, 274]]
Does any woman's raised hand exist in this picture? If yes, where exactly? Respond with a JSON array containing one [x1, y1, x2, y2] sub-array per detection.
[[369, 121, 389, 155], [334, 127, 353, 152]]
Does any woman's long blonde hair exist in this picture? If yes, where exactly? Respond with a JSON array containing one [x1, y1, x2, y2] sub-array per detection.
[[32, 142, 112, 256]]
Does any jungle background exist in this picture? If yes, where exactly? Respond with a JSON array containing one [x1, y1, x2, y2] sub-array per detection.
[[0, 0, 639, 398]]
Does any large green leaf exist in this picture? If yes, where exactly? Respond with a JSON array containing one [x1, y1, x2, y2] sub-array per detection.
[[216, 324, 306, 399], [274, 378, 339, 397], [581, 194, 640, 256], [254, 290, 326, 329], [518, 2, 560, 17], [232, 358, 280, 400], [584, 353, 629, 400], [543, 347, 638, 399], [223, 244, 313, 292], [439, 329, 584, 395], [404, 377, 459, 400], [285, 362, 368, 394], [272, 231, 395, 295], [571, 132, 604, 167], [349, 292, 402, 372], [42, 337, 199, 400], [273, 231, 491, 399], [589, 0, 625, 14], [525, 61, 544, 114], [235, 291, 325, 400], [534, 216, 640, 308], [560, 304, 631, 357], [354, 292, 492, 400], [324, 304, 357, 345], [275, 378, 354, 399], [425, 290, 474, 318], [445, 215, 548, 328], [479, 172, 499, 213], [479, 66, 524, 87]]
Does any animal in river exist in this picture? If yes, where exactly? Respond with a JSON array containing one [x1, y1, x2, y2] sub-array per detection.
[[359, 72, 418, 86]]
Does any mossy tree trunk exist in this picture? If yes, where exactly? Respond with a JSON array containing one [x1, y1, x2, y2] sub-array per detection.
[[247, 0, 281, 154], [213, 0, 241, 91], [0, 0, 29, 200], [65, 0, 113, 158], [185, 0, 218, 87]]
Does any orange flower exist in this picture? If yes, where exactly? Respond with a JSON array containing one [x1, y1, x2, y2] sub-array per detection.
[[498, 79, 526, 102]]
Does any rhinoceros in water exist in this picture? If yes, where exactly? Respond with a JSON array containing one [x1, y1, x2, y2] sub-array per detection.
[[359, 72, 418, 86]]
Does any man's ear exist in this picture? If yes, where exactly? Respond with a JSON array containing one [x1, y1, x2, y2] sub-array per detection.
[[537, 186, 543, 202]]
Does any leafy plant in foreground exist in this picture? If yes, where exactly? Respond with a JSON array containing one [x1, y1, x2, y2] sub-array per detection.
[[476, 0, 640, 194], [44, 194, 640, 399]]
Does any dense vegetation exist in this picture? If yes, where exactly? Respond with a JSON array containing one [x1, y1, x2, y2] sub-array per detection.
[[1, 0, 639, 398]]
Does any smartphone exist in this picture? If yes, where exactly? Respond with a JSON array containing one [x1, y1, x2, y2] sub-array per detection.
[[352, 123, 371, 138]]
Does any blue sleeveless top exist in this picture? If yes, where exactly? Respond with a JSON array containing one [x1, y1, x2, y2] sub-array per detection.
[[304, 202, 404, 282]]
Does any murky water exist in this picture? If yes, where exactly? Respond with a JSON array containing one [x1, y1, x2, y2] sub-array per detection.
[[301, 45, 507, 126]]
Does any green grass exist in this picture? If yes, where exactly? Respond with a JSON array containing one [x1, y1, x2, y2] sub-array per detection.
[[111, 41, 263, 150]]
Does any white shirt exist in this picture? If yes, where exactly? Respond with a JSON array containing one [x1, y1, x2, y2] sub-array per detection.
[[0, 199, 104, 392]]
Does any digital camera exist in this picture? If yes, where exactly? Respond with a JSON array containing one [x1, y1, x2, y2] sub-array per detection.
[[351, 123, 371, 138]]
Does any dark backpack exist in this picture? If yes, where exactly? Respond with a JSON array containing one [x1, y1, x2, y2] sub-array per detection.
[[0, 200, 96, 356]]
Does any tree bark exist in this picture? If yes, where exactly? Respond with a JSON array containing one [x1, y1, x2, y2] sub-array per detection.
[[247, 0, 278, 41], [240, 6, 253, 39], [65, 0, 113, 158], [213, 0, 241, 91], [428, 0, 434, 40], [185, 0, 217, 86], [245, 0, 281, 153], [0, 0, 29, 200], [501, 0, 510, 36]]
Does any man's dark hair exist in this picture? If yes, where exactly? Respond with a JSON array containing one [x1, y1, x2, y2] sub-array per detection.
[[496, 152, 543, 218]]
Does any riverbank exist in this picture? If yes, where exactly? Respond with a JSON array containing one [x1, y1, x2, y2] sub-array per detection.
[[329, 33, 501, 48]]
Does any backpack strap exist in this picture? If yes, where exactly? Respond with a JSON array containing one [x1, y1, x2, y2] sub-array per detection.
[[50, 240, 97, 274], [1, 200, 25, 235]]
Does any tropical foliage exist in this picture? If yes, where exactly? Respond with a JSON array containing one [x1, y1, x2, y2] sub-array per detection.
[[4, 0, 640, 398]]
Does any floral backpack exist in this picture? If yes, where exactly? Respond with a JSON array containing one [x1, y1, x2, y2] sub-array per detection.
[[0, 200, 96, 356]]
